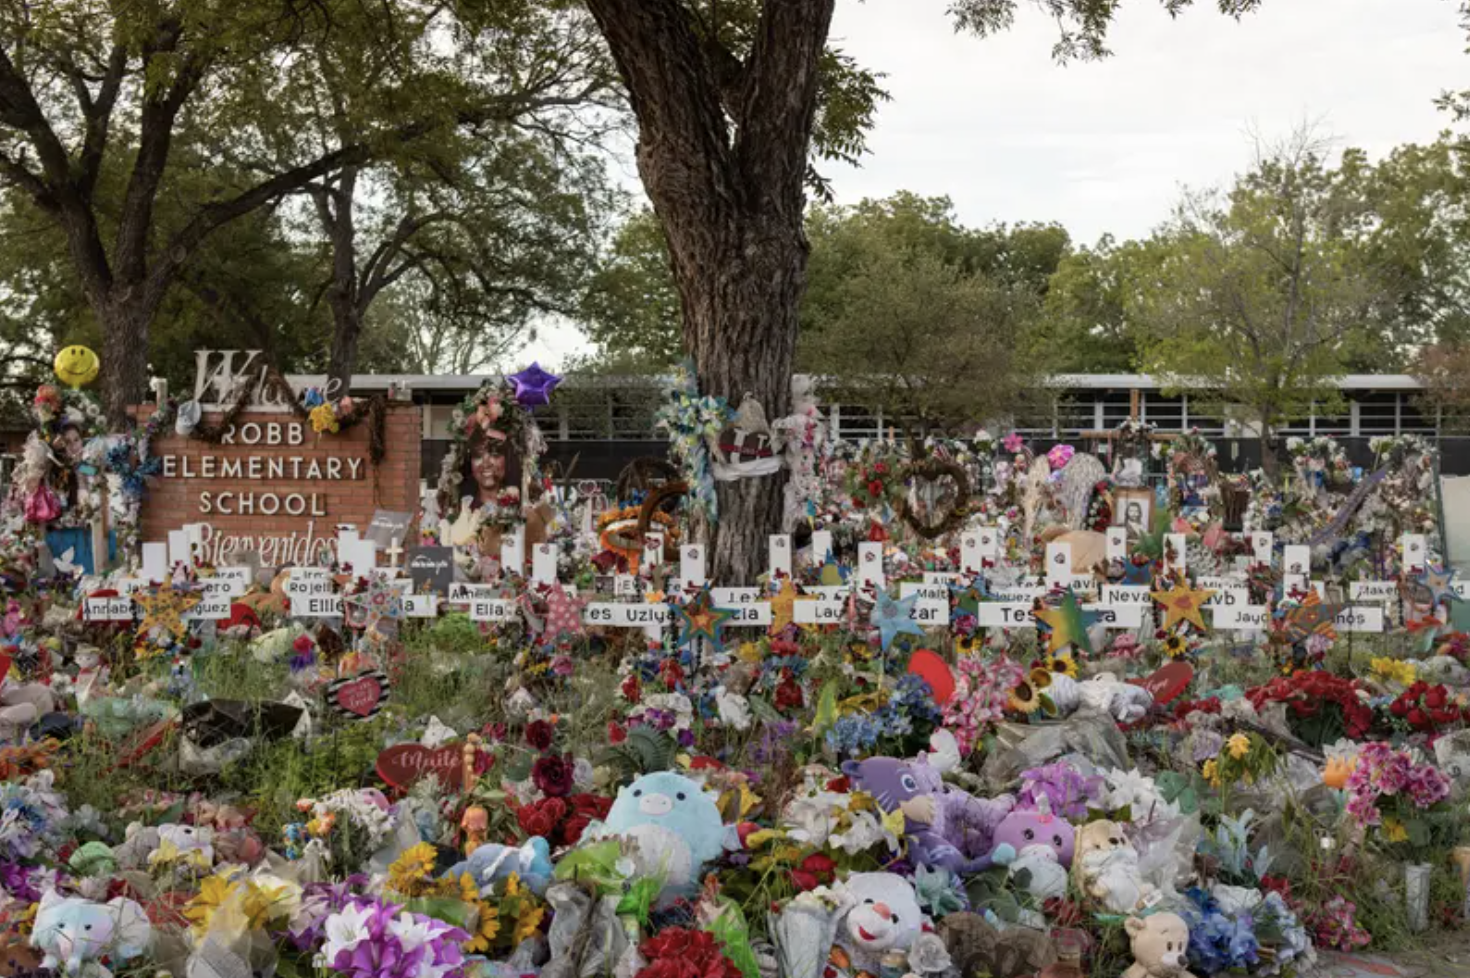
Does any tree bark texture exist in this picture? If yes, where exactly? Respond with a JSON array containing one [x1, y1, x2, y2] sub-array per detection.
[[584, 0, 835, 584]]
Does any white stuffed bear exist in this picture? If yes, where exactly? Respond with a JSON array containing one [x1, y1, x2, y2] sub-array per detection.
[[1073, 820, 1156, 914], [1078, 673, 1153, 724], [833, 872, 926, 974], [1123, 912, 1197, 978]]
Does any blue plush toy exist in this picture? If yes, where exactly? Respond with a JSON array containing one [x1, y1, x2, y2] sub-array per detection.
[[30, 890, 152, 978], [442, 837, 554, 896], [583, 771, 735, 897]]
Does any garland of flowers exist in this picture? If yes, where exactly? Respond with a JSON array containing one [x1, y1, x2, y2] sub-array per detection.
[[653, 361, 729, 524]]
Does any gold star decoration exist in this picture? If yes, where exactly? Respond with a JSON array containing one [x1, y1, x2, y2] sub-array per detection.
[[1151, 582, 1216, 633], [768, 578, 801, 634], [136, 585, 201, 641]]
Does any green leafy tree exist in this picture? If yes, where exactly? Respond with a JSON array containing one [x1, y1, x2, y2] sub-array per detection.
[[581, 0, 1265, 581], [1132, 134, 1397, 473], [1038, 235, 1160, 372], [579, 209, 684, 367]]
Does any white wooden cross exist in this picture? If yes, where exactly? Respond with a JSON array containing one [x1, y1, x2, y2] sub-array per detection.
[[386, 536, 404, 569]]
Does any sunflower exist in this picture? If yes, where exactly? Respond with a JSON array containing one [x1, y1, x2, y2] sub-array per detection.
[[466, 902, 501, 954], [1162, 633, 1188, 659], [387, 842, 439, 897], [954, 634, 982, 657], [512, 904, 546, 946], [1009, 679, 1043, 714], [1046, 655, 1078, 678]]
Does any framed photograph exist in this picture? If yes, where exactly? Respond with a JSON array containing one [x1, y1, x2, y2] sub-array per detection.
[[1112, 487, 1153, 537]]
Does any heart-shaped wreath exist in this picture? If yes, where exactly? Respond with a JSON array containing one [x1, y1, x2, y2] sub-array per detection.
[[901, 457, 971, 540]]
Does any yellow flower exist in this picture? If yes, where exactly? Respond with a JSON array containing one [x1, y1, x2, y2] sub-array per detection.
[[1227, 734, 1251, 760], [1047, 655, 1078, 679], [466, 903, 501, 954], [309, 403, 340, 434], [1370, 657, 1416, 686], [1382, 817, 1409, 843], [457, 873, 479, 905], [512, 904, 546, 947], [1009, 680, 1042, 714], [387, 842, 439, 897], [184, 875, 239, 935], [737, 641, 763, 664], [503, 872, 526, 899], [1162, 634, 1188, 659], [1202, 759, 1220, 787], [241, 876, 302, 929], [954, 635, 982, 657]]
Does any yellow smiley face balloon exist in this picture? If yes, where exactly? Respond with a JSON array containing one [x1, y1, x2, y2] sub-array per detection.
[[53, 345, 99, 389]]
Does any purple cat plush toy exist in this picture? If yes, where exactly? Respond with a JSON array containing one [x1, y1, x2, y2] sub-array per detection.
[[841, 755, 1013, 873]]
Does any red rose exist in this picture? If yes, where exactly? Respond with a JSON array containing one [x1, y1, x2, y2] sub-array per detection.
[[1426, 686, 1447, 709], [517, 797, 567, 839], [525, 719, 556, 752], [570, 793, 613, 819], [773, 673, 804, 712], [1391, 698, 1408, 717], [532, 754, 576, 797], [622, 674, 642, 703], [559, 814, 593, 847], [608, 720, 628, 744], [791, 852, 836, 891], [660, 658, 685, 688], [867, 480, 883, 497], [1408, 707, 1429, 729]]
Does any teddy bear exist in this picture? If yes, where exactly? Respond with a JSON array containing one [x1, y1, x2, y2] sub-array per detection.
[[580, 771, 736, 901], [443, 837, 554, 897], [841, 755, 1012, 873], [985, 810, 1075, 901], [831, 872, 926, 975], [1122, 913, 1196, 978], [1073, 820, 1156, 914], [30, 890, 152, 978]]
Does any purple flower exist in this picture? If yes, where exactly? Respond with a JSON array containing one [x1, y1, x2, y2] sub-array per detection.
[[1017, 761, 1103, 820]]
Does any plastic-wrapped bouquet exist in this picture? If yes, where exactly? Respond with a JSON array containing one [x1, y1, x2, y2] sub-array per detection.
[[1344, 743, 1452, 860], [317, 897, 468, 978]]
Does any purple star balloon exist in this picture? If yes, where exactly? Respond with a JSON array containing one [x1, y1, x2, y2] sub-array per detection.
[[507, 362, 562, 407]]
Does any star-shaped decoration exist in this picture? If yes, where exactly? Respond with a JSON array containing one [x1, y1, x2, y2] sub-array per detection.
[[1034, 589, 1093, 656], [949, 576, 992, 619], [136, 585, 201, 641], [507, 362, 562, 407], [1415, 565, 1463, 609], [677, 586, 734, 652], [871, 590, 924, 651], [1122, 559, 1153, 586], [769, 578, 802, 634], [1278, 591, 1344, 646], [542, 584, 587, 642], [345, 577, 404, 637], [1151, 582, 1216, 633]]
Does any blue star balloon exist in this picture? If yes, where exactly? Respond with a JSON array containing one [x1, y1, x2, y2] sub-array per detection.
[[507, 362, 562, 407], [871, 590, 924, 651]]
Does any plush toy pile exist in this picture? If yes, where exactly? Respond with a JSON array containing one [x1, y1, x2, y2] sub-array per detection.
[[2, 373, 1469, 978]]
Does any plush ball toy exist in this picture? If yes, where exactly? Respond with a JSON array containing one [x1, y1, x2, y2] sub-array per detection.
[[584, 771, 734, 897], [833, 872, 926, 974], [1123, 913, 1197, 978], [841, 756, 1012, 873], [1073, 819, 1156, 914], [30, 890, 151, 978], [986, 811, 1075, 901]]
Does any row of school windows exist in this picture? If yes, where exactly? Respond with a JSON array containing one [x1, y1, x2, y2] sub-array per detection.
[[507, 388, 1453, 442]]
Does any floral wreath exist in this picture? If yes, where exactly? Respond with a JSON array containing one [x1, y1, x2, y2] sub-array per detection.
[[6, 385, 109, 534], [437, 382, 547, 526]]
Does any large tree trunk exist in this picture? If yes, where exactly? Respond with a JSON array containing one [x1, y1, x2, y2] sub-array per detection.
[[674, 212, 806, 582], [585, 0, 835, 584], [99, 293, 154, 425]]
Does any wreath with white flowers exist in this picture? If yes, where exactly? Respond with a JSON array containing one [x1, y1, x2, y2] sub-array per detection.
[[5, 385, 109, 533]]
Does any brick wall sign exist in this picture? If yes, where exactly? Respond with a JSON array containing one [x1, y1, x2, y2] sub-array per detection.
[[137, 405, 421, 567]]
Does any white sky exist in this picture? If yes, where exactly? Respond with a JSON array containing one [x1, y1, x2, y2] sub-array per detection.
[[520, 0, 1467, 368]]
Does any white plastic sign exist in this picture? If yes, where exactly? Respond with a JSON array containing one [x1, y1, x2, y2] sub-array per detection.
[[680, 545, 706, 588], [857, 543, 884, 589], [769, 535, 792, 579]]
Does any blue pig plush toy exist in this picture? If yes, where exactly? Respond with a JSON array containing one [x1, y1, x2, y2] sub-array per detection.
[[581, 771, 736, 898], [30, 889, 152, 978]]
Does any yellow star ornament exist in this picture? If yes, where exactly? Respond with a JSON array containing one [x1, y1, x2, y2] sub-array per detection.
[[768, 579, 801, 634], [136, 585, 201, 641], [1151, 583, 1216, 633]]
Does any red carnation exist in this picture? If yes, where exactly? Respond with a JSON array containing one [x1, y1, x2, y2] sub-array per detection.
[[517, 796, 568, 839], [621, 674, 642, 703], [608, 720, 628, 744]]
